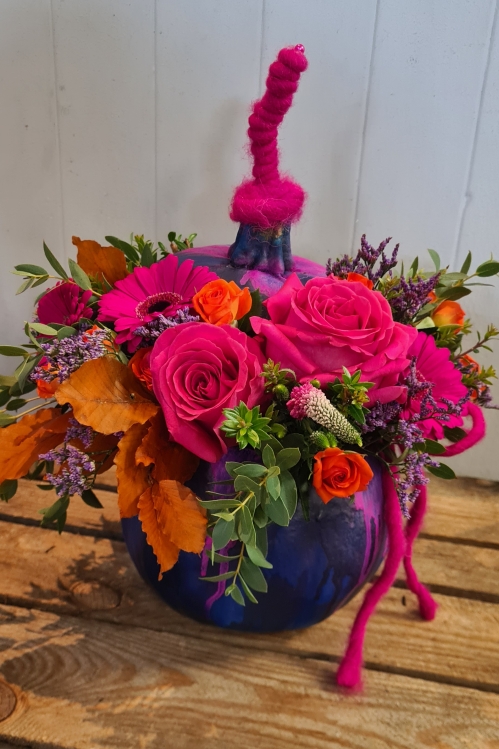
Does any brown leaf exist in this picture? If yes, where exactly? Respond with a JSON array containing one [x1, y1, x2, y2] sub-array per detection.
[[137, 486, 179, 576], [138, 480, 207, 578], [136, 412, 199, 483], [154, 480, 207, 554], [0, 408, 70, 482], [115, 423, 150, 518], [72, 236, 128, 286], [55, 356, 158, 435]]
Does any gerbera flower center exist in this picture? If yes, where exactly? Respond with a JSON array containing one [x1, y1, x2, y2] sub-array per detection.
[[135, 292, 182, 320]]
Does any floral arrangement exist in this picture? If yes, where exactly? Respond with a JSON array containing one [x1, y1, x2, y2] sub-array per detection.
[[0, 232, 497, 610]]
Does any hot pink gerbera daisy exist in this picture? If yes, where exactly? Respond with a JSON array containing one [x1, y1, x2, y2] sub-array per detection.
[[401, 331, 468, 440], [97, 254, 218, 351], [37, 281, 93, 327]]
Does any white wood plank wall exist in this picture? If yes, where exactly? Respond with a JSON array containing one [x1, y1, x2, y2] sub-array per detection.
[[0, 0, 498, 478]]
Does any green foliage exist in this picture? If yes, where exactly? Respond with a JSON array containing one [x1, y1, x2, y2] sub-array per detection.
[[199, 442, 300, 605], [0, 479, 17, 502], [261, 359, 296, 401], [328, 367, 374, 424], [220, 402, 272, 449], [39, 495, 70, 533]]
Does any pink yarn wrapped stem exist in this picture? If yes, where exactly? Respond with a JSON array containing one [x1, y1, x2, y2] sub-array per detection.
[[336, 468, 405, 690], [442, 401, 485, 457], [403, 484, 437, 620], [230, 45, 308, 229]]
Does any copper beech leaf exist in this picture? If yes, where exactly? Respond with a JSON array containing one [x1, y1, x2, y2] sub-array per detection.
[[0, 408, 70, 482], [55, 357, 158, 435], [135, 412, 199, 483], [72, 236, 128, 286], [138, 480, 207, 579], [115, 422, 150, 518]]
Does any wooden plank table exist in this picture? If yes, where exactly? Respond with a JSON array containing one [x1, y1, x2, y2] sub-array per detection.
[[0, 473, 497, 748]]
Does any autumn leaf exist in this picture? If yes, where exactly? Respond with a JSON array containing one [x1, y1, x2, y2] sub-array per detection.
[[115, 422, 150, 518], [138, 486, 179, 576], [0, 408, 70, 483], [136, 412, 199, 483], [73, 236, 127, 286], [56, 356, 158, 435], [138, 480, 207, 578]]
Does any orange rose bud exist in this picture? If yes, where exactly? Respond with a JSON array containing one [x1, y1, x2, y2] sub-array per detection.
[[312, 447, 373, 504], [129, 347, 153, 391], [346, 272, 374, 290], [192, 279, 252, 326], [431, 300, 465, 329]]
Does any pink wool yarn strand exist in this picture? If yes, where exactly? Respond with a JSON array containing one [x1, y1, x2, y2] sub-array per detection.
[[336, 468, 406, 690], [403, 484, 437, 620], [442, 401, 485, 457], [230, 44, 308, 229]]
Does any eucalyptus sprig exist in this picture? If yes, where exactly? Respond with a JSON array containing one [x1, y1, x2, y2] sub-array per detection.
[[198, 442, 300, 605]]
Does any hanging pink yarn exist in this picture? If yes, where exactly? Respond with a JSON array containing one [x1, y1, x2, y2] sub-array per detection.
[[336, 468, 405, 690], [442, 401, 485, 457], [403, 484, 437, 621], [230, 45, 308, 229]]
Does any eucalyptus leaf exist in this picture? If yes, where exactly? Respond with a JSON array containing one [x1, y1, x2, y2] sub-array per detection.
[[0, 375, 16, 389], [0, 346, 29, 357], [57, 326, 77, 340], [43, 242, 69, 279], [280, 470, 298, 518], [427, 248, 441, 271], [266, 496, 289, 526], [234, 474, 261, 497], [6, 398, 27, 411], [81, 489, 104, 508], [200, 571, 235, 583], [246, 543, 273, 569], [443, 426, 467, 443], [266, 474, 281, 500], [0, 389, 11, 407], [436, 286, 472, 302], [427, 463, 456, 480], [424, 439, 446, 455], [16, 278, 34, 295], [14, 263, 48, 276], [197, 498, 240, 510], [212, 517, 235, 550], [105, 236, 140, 262], [233, 463, 267, 479], [262, 444, 276, 468], [239, 576, 258, 603], [275, 447, 300, 471], [229, 585, 245, 606], [255, 525, 268, 557], [29, 322, 58, 336], [241, 558, 268, 593], [476, 260, 499, 277], [0, 479, 17, 502], [0, 413, 17, 426], [68, 259, 92, 291], [460, 251, 472, 275]]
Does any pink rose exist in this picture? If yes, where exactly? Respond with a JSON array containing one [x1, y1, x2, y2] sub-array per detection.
[[251, 274, 417, 404], [150, 322, 265, 462]]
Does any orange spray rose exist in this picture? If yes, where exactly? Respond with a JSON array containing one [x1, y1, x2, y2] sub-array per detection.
[[346, 272, 374, 290], [431, 300, 465, 329], [312, 447, 374, 503], [129, 347, 153, 390], [192, 279, 252, 326]]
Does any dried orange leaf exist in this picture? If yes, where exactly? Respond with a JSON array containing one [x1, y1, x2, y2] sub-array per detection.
[[115, 423, 150, 518], [138, 486, 179, 577], [153, 479, 207, 554], [0, 408, 70, 482], [135, 412, 199, 483], [72, 236, 127, 286], [55, 357, 158, 435]]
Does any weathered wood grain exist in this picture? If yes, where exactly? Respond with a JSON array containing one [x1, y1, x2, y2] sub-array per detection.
[[4, 474, 498, 549], [0, 521, 497, 690], [0, 603, 498, 749]]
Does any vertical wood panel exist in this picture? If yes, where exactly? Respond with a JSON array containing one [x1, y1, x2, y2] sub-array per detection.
[[257, 0, 378, 263], [354, 0, 495, 262], [155, 0, 263, 247], [447, 2, 499, 480], [0, 0, 62, 350], [51, 0, 156, 248]]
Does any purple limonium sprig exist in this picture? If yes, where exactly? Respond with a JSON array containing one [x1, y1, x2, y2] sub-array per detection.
[[65, 417, 94, 449], [362, 400, 401, 433], [388, 274, 440, 323], [133, 306, 200, 344], [31, 327, 110, 384], [393, 451, 440, 516], [326, 235, 399, 284], [40, 444, 95, 498], [405, 358, 469, 424]]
